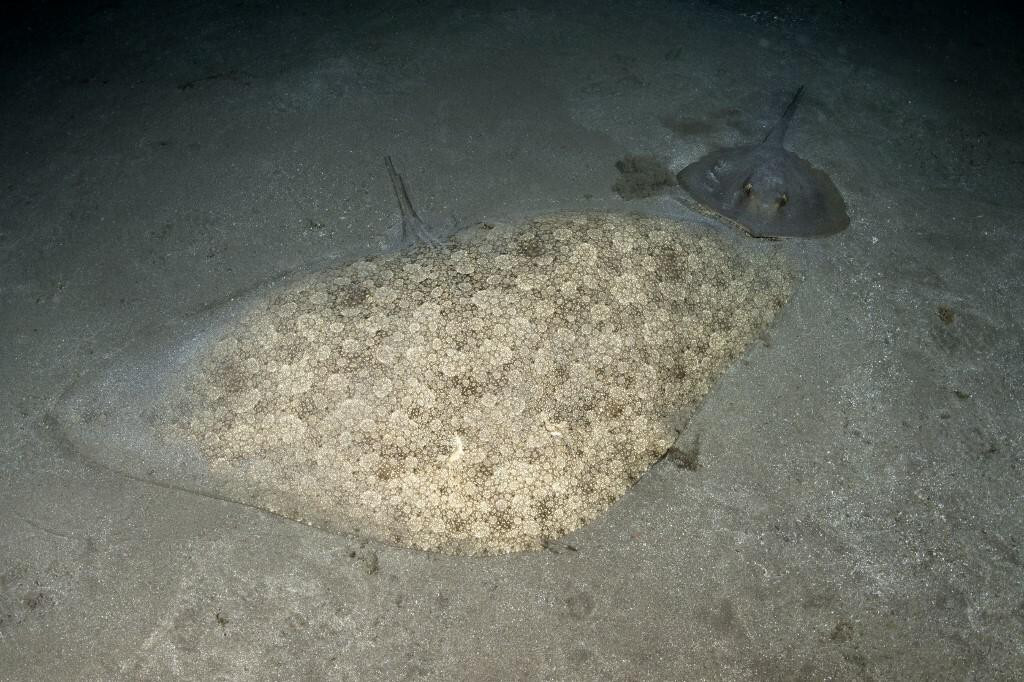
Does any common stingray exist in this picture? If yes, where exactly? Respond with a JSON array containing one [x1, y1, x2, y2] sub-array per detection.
[[676, 86, 850, 239], [44, 160, 793, 555]]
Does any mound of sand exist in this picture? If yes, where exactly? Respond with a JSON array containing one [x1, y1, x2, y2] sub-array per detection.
[[170, 212, 790, 555]]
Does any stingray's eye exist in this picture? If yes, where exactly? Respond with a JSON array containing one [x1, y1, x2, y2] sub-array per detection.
[[743, 181, 753, 196], [777, 192, 788, 207]]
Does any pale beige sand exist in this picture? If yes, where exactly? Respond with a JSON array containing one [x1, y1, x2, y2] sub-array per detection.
[[5, 2, 1022, 678]]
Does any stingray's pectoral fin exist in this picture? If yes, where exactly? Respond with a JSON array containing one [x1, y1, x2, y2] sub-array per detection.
[[383, 156, 445, 249]]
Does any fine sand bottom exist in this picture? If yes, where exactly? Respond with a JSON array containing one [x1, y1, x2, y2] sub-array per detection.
[[1, 1, 1021, 679]]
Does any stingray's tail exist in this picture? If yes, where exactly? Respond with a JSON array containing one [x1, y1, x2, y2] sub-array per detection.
[[385, 155, 422, 224], [384, 156, 444, 248], [762, 85, 805, 146]]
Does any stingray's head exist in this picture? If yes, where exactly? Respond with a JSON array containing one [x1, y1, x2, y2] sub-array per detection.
[[678, 144, 849, 238], [731, 163, 791, 220]]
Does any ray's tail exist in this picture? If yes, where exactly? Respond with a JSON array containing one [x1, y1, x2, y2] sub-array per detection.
[[384, 156, 444, 248], [762, 85, 805, 146]]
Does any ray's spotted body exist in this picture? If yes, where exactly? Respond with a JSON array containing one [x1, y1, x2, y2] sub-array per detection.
[[172, 208, 791, 555]]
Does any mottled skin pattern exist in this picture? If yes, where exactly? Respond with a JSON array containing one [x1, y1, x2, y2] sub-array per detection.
[[173, 213, 790, 555]]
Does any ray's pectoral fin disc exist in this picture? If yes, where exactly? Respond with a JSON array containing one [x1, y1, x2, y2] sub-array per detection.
[[677, 145, 849, 238], [676, 87, 850, 239]]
